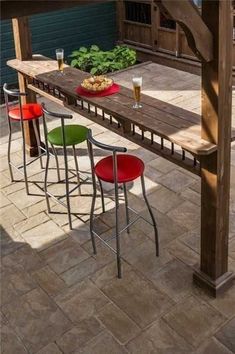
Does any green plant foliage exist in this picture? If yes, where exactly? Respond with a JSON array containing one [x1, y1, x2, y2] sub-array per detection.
[[69, 45, 137, 74]]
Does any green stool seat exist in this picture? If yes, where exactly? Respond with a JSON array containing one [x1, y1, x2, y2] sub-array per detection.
[[47, 125, 88, 146]]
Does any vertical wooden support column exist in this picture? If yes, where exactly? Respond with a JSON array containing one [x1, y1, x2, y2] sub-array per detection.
[[12, 16, 39, 157], [193, 0, 234, 296]]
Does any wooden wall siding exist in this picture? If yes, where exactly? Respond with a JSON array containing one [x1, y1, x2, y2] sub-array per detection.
[[1, 2, 117, 85]]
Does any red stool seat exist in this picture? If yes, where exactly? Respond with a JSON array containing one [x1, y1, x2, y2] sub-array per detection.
[[95, 154, 145, 183], [9, 103, 42, 121]]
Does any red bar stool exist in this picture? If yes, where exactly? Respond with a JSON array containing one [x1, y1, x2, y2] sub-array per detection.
[[3, 83, 44, 194], [87, 129, 159, 278]]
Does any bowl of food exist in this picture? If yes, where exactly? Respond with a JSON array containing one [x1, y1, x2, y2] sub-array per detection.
[[81, 75, 113, 93]]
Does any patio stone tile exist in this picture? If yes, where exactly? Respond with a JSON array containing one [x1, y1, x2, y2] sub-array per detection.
[[97, 302, 140, 344], [1, 259, 37, 306], [164, 295, 225, 348], [0, 139, 22, 157], [131, 147, 158, 164], [2, 244, 44, 273], [196, 337, 233, 354], [14, 212, 50, 234], [194, 282, 235, 319], [46, 202, 77, 228], [148, 157, 176, 174], [109, 227, 150, 256], [21, 220, 67, 251], [0, 191, 11, 208], [147, 186, 184, 213], [0, 225, 25, 256], [215, 317, 235, 353], [82, 239, 115, 268], [90, 261, 132, 289], [157, 169, 195, 193], [7, 184, 43, 210], [179, 229, 200, 254], [61, 256, 100, 286], [124, 239, 172, 277], [180, 187, 201, 206], [22, 199, 55, 218], [2, 179, 25, 195], [1, 203, 26, 229], [40, 237, 90, 274], [55, 279, 110, 323], [167, 201, 200, 231], [56, 317, 104, 354], [137, 209, 187, 248], [127, 193, 148, 212], [1, 322, 28, 354], [229, 238, 235, 260], [190, 180, 201, 194], [144, 164, 163, 182], [63, 221, 93, 245], [74, 331, 128, 354], [32, 266, 66, 297], [126, 318, 193, 354], [101, 270, 174, 328], [2, 288, 72, 354], [36, 343, 63, 354], [98, 203, 137, 229], [0, 171, 12, 189], [126, 175, 160, 197], [167, 239, 199, 267], [0, 152, 22, 173], [149, 259, 193, 302], [229, 213, 235, 234]]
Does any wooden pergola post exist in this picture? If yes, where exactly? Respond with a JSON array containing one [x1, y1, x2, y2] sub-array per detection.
[[193, 0, 234, 296], [12, 16, 39, 156]]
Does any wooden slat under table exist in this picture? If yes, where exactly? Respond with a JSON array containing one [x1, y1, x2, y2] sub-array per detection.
[[7, 56, 234, 175]]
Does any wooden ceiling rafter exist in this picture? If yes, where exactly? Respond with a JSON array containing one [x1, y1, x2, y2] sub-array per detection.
[[154, 0, 213, 62], [0, 0, 113, 20]]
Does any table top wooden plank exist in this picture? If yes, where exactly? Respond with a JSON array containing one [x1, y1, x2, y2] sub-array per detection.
[[7, 56, 223, 155]]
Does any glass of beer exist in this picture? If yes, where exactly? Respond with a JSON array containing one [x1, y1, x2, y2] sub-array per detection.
[[132, 76, 142, 109], [56, 48, 64, 74]]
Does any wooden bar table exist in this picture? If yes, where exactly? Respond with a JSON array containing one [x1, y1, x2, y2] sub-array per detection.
[[7, 55, 235, 296]]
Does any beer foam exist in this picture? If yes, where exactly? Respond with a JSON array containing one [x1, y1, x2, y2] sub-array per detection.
[[56, 53, 64, 60], [132, 77, 142, 87]]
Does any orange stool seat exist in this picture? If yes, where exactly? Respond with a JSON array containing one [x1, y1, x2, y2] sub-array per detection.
[[9, 103, 42, 121]]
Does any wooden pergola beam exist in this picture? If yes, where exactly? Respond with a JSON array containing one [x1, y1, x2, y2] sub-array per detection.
[[0, 0, 112, 20], [193, 0, 234, 296], [154, 0, 213, 62]]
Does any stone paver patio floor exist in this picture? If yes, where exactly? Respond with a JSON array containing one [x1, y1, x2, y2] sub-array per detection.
[[1, 63, 235, 354]]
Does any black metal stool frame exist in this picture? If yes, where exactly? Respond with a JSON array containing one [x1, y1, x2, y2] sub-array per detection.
[[3, 83, 46, 195], [87, 129, 159, 279], [42, 103, 88, 230]]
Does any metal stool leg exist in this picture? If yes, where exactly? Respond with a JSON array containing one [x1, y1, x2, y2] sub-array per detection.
[[32, 119, 43, 169], [44, 144, 51, 213], [98, 178, 105, 213], [51, 143, 61, 182], [115, 183, 122, 278], [20, 121, 30, 195], [123, 183, 130, 234], [90, 178, 97, 255], [63, 144, 72, 229], [7, 121, 14, 182], [141, 174, 159, 256], [72, 145, 81, 195]]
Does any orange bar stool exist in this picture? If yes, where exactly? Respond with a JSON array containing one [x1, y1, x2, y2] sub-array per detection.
[[87, 129, 159, 278], [3, 83, 45, 194]]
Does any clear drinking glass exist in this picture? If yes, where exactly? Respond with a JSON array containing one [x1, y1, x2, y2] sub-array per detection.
[[55, 48, 64, 74], [132, 76, 142, 109]]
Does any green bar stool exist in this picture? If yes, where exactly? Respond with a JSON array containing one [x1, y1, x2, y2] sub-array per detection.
[[41, 103, 88, 229]]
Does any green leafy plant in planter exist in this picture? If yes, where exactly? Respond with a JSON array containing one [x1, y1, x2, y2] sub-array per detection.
[[69, 45, 137, 75]]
